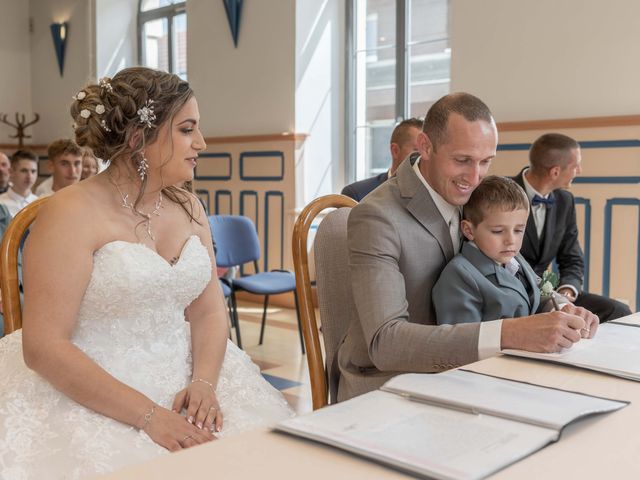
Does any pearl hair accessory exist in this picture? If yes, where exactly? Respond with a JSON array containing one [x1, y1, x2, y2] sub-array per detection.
[[72, 91, 86, 101]]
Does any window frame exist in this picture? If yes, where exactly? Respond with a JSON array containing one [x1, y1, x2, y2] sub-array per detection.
[[137, 0, 187, 75], [346, 0, 449, 183]]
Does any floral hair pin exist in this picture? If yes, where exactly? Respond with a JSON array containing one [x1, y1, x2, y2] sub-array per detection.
[[137, 99, 156, 129], [73, 91, 86, 101], [99, 77, 114, 93]]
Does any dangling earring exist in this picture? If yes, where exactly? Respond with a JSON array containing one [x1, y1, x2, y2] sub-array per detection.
[[137, 151, 148, 181]]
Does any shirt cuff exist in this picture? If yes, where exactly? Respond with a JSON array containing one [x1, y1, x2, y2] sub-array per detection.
[[478, 319, 502, 360], [558, 284, 579, 298]]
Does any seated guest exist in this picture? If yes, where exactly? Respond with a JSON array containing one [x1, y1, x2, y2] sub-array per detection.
[[433, 176, 567, 324], [0, 152, 11, 194], [81, 146, 100, 180], [513, 134, 631, 322], [338, 93, 599, 402], [0, 150, 39, 216], [35, 139, 83, 196], [341, 118, 422, 201]]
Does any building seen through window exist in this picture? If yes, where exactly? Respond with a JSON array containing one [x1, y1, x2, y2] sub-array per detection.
[[139, 0, 187, 79], [350, 0, 450, 180]]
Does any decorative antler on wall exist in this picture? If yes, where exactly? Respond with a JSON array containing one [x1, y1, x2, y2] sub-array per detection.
[[0, 113, 40, 147]]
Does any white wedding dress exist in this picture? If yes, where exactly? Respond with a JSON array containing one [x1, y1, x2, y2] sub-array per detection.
[[0, 235, 293, 479]]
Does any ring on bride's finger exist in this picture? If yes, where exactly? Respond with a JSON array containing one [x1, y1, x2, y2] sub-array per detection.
[[209, 406, 217, 412]]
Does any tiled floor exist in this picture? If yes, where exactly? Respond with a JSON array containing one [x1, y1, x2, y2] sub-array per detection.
[[232, 300, 315, 414]]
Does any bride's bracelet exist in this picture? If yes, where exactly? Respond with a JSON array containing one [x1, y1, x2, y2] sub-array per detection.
[[138, 404, 156, 431], [191, 378, 216, 394]]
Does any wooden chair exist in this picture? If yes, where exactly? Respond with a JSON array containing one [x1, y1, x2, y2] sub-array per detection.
[[1, 197, 49, 335], [292, 194, 357, 410]]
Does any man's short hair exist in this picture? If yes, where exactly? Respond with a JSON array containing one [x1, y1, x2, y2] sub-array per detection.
[[48, 139, 82, 162], [529, 133, 579, 173], [463, 175, 529, 225], [423, 92, 494, 151], [11, 150, 38, 167], [390, 118, 423, 146]]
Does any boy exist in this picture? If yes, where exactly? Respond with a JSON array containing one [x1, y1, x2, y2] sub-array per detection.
[[434, 175, 554, 324]]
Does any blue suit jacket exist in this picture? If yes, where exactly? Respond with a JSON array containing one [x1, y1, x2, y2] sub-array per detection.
[[433, 242, 541, 324], [341, 172, 388, 202]]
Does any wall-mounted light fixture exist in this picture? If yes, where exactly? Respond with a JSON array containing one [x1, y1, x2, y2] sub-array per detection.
[[50, 22, 69, 76]]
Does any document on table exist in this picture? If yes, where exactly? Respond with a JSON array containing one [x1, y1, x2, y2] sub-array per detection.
[[276, 370, 626, 480], [503, 320, 640, 381]]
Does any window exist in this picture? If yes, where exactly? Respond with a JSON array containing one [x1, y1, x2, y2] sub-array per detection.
[[138, 0, 187, 79], [348, 0, 450, 181]]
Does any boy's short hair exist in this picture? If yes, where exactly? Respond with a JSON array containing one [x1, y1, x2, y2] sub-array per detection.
[[11, 150, 38, 168], [47, 139, 82, 162], [463, 176, 529, 225]]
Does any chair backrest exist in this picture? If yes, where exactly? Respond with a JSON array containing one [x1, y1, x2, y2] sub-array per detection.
[[208, 215, 261, 268], [1, 197, 49, 335], [292, 194, 357, 410]]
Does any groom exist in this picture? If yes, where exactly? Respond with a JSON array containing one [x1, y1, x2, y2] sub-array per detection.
[[337, 93, 599, 401]]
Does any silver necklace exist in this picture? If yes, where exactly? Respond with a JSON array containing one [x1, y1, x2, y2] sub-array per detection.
[[112, 180, 163, 240]]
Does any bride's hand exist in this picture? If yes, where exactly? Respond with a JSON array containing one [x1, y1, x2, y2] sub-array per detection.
[[172, 381, 223, 433], [143, 406, 215, 451]]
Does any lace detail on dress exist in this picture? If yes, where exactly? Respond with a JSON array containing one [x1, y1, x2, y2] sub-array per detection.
[[0, 235, 293, 479]]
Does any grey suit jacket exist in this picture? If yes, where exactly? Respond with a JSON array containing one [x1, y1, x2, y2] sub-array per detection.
[[433, 242, 541, 325], [337, 157, 481, 401]]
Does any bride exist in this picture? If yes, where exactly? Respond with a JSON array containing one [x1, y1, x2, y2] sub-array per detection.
[[0, 67, 292, 479]]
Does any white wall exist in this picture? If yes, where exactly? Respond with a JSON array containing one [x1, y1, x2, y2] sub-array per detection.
[[295, 0, 345, 206], [29, 0, 95, 142], [95, 0, 137, 78], [187, 0, 296, 137], [451, 0, 640, 122], [0, 0, 33, 146]]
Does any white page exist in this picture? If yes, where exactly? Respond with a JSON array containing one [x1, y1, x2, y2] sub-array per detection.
[[382, 370, 626, 430], [277, 390, 557, 480], [503, 322, 640, 380], [609, 311, 640, 327]]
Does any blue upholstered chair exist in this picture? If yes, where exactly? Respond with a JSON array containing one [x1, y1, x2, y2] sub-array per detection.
[[208, 215, 304, 352]]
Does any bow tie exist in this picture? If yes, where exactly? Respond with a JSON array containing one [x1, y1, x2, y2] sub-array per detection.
[[531, 194, 555, 207]]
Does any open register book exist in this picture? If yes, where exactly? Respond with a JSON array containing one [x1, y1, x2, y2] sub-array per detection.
[[503, 313, 640, 381], [276, 369, 626, 480]]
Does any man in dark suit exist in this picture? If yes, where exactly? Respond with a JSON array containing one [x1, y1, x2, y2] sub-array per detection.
[[514, 133, 631, 322], [341, 118, 422, 201]]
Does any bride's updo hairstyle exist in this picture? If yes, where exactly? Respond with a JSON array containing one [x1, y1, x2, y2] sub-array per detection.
[[70, 67, 199, 222]]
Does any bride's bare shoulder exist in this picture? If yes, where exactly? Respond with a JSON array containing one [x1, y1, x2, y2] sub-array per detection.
[[29, 180, 109, 245]]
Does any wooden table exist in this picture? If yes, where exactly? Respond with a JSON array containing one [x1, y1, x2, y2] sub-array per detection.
[[99, 355, 640, 479]]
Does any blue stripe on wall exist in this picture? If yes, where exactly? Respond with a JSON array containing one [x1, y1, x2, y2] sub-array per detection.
[[575, 197, 591, 291], [498, 139, 640, 151], [602, 198, 640, 309], [264, 191, 284, 271]]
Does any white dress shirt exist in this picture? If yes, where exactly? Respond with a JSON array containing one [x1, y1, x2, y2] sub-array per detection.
[[0, 188, 39, 217], [412, 157, 502, 359], [35, 176, 53, 197]]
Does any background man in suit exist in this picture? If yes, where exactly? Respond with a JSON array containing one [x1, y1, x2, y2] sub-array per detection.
[[337, 93, 598, 401], [341, 118, 422, 201], [514, 133, 631, 322]]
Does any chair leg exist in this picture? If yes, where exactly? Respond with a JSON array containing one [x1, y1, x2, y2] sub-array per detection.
[[293, 290, 305, 354], [226, 297, 233, 340], [258, 295, 269, 345], [230, 291, 243, 349]]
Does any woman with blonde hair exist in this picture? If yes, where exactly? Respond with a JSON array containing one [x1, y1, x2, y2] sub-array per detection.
[[0, 67, 292, 478]]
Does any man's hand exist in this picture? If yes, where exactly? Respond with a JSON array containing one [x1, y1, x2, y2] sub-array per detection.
[[560, 303, 598, 339], [557, 287, 577, 302], [501, 311, 588, 353]]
